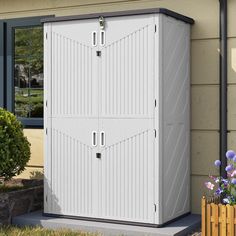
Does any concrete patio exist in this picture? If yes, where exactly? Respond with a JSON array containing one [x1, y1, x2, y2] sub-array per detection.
[[12, 211, 201, 236]]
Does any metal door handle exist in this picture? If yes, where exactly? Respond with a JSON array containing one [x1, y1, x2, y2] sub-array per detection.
[[100, 131, 105, 147], [92, 131, 97, 147]]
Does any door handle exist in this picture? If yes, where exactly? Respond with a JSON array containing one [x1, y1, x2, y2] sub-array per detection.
[[92, 31, 97, 46], [92, 131, 97, 147], [100, 131, 105, 147], [100, 30, 105, 46]]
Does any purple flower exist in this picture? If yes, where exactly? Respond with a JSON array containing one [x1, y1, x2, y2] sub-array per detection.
[[214, 160, 221, 167], [233, 156, 236, 162], [215, 188, 223, 196], [221, 178, 229, 187], [222, 178, 229, 184], [225, 164, 234, 172], [226, 150, 235, 159], [231, 178, 236, 184]]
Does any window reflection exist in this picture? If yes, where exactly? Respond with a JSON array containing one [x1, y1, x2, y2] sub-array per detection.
[[14, 27, 43, 118]]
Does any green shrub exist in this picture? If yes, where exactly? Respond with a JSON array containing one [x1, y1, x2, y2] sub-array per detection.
[[30, 103, 43, 117], [0, 108, 30, 180]]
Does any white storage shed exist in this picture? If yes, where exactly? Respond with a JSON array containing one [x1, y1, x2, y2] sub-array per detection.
[[43, 8, 194, 227]]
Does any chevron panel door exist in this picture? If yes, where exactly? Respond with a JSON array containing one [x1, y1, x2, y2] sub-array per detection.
[[48, 19, 99, 217], [96, 15, 156, 224], [44, 10, 191, 226]]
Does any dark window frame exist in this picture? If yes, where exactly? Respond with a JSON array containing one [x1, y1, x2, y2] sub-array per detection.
[[0, 21, 5, 108], [1, 15, 53, 128]]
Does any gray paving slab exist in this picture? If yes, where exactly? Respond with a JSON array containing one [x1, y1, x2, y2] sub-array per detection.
[[12, 211, 201, 236]]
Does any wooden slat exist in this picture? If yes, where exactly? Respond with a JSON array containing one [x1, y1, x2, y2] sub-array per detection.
[[202, 197, 206, 236], [211, 203, 215, 236], [207, 203, 211, 236], [211, 203, 219, 236], [234, 206, 236, 234], [227, 205, 230, 236], [227, 205, 234, 236], [234, 206, 236, 221], [219, 205, 222, 236], [221, 205, 227, 236], [216, 204, 219, 236]]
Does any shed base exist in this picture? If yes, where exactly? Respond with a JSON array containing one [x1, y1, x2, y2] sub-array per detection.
[[43, 212, 191, 228], [12, 211, 200, 236]]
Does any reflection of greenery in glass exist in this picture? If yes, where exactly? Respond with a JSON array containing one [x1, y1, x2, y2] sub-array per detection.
[[14, 27, 43, 118]]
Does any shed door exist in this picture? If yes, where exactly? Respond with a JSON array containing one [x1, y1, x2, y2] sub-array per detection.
[[48, 14, 155, 224], [96, 15, 155, 223], [49, 19, 99, 217]]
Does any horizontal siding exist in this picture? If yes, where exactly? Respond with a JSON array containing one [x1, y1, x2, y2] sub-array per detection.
[[191, 175, 210, 214], [191, 39, 219, 85], [191, 131, 219, 176], [0, 0, 222, 39], [191, 85, 219, 130], [228, 132, 236, 149]]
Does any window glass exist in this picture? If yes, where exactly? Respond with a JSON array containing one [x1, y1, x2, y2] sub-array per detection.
[[14, 26, 43, 118]]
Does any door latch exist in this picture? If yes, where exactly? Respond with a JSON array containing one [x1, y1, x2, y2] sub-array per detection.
[[96, 51, 101, 57], [96, 153, 101, 159], [99, 16, 105, 30]]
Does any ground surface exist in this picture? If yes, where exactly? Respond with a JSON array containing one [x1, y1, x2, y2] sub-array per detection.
[[0, 226, 202, 236], [0, 226, 99, 236]]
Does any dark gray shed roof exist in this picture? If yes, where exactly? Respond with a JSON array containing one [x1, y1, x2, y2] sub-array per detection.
[[41, 8, 194, 24]]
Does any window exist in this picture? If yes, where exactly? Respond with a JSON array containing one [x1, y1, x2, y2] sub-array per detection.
[[0, 22, 4, 108], [14, 27, 43, 119], [0, 16, 53, 127]]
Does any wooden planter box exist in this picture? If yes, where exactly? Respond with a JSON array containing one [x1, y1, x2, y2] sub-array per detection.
[[202, 196, 236, 236]]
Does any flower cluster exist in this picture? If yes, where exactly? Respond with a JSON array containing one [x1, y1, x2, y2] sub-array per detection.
[[205, 150, 236, 205]]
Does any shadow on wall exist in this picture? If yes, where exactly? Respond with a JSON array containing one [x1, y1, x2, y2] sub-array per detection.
[[44, 176, 61, 215], [28, 173, 61, 213], [27, 171, 62, 215]]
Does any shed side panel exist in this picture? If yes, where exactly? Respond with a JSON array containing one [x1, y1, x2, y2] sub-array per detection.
[[161, 15, 191, 222]]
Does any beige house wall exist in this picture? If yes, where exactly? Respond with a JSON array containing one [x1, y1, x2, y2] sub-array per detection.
[[1, 0, 236, 214]]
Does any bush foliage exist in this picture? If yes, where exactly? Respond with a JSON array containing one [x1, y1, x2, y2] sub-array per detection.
[[0, 108, 30, 180]]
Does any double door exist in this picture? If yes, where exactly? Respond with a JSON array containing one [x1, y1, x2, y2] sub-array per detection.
[[48, 14, 156, 224]]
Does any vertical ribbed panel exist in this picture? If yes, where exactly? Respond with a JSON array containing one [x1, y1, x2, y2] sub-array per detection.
[[100, 24, 153, 118], [51, 32, 94, 117], [98, 129, 154, 223], [97, 15, 155, 224], [51, 128, 93, 216], [49, 21, 98, 217], [47, 15, 156, 225]]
